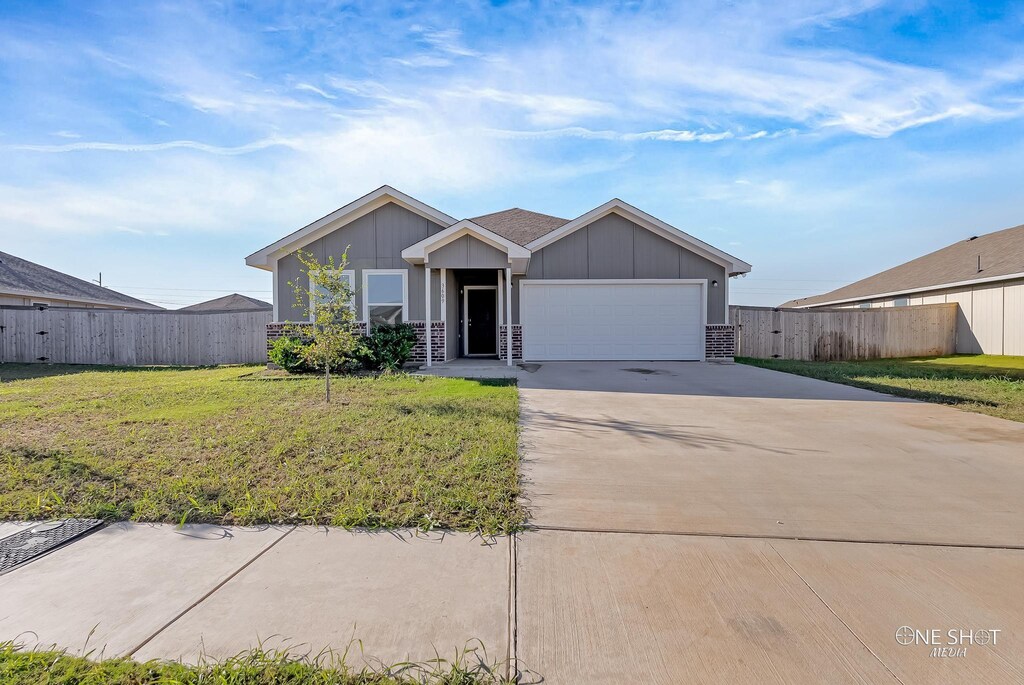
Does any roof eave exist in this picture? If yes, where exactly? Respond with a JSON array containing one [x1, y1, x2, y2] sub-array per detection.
[[790, 270, 1024, 308]]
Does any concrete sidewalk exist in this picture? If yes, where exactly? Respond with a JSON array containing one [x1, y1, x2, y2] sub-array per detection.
[[0, 523, 509, 669], [3, 522, 1024, 683]]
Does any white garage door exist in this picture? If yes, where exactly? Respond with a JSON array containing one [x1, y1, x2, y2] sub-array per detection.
[[520, 280, 704, 361]]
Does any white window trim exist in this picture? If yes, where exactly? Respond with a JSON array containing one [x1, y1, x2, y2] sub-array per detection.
[[308, 269, 355, 322], [362, 268, 409, 326]]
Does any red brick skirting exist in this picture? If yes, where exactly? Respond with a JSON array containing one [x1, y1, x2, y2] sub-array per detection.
[[267, 320, 443, 366], [705, 324, 735, 360], [499, 324, 523, 361], [408, 321, 446, 365]]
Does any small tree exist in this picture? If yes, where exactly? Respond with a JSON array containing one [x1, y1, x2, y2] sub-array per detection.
[[287, 249, 358, 402]]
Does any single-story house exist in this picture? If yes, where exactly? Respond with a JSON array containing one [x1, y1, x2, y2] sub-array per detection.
[[179, 293, 272, 312], [781, 223, 1024, 355], [0, 250, 161, 311], [246, 186, 751, 364]]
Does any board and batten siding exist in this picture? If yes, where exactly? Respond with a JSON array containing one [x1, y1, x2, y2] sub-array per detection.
[[511, 213, 729, 324], [0, 307, 271, 365], [829, 277, 1024, 355], [427, 235, 510, 269], [275, 202, 446, 322]]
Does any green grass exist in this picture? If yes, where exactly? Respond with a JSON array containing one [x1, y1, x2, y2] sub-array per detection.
[[0, 364, 522, 533], [0, 642, 511, 684], [738, 354, 1024, 422]]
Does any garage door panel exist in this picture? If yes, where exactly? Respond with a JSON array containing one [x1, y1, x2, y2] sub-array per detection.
[[522, 281, 704, 361]]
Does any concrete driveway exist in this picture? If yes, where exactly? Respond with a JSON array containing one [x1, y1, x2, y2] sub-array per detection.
[[519, 361, 1024, 546], [515, 362, 1024, 684]]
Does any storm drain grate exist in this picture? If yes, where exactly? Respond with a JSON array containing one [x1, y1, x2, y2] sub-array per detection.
[[0, 519, 103, 574]]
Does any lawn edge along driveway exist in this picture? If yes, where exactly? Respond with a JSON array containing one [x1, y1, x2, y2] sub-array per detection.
[[738, 354, 1024, 423]]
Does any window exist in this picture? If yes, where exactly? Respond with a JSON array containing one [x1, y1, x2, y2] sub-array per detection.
[[362, 269, 407, 327], [309, 269, 354, 321], [859, 303, 871, 309], [893, 298, 909, 307]]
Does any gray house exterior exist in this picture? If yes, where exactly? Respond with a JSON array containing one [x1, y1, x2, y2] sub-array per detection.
[[0, 250, 160, 310], [781, 223, 1024, 356], [246, 186, 751, 364]]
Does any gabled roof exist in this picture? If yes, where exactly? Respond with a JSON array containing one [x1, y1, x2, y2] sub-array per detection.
[[470, 208, 569, 246], [246, 187, 752, 277], [179, 293, 272, 312], [245, 185, 457, 270], [525, 199, 752, 275], [401, 219, 532, 274], [783, 223, 1024, 308], [0, 250, 161, 310]]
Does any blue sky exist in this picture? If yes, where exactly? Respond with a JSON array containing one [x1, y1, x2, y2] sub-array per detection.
[[1, 0, 1022, 307]]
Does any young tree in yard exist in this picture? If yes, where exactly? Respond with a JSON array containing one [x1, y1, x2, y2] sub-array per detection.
[[288, 249, 358, 402]]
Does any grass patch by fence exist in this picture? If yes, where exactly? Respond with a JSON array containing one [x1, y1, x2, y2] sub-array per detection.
[[0, 642, 512, 685], [738, 354, 1024, 422], [0, 364, 522, 533]]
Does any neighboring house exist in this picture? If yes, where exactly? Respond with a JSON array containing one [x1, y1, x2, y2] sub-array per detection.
[[781, 223, 1024, 355], [246, 186, 751, 364], [0, 250, 160, 310], [179, 293, 272, 312]]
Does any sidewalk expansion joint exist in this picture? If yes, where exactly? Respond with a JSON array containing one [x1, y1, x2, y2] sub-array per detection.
[[125, 525, 296, 658], [528, 523, 1024, 551], [769, 541, 906, 685]]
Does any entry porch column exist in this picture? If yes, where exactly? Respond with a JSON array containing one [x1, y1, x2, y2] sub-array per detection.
[[425, 266, 432, 367]]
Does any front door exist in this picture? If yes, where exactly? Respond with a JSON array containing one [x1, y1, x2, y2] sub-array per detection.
[[465, 287, 498, 356]]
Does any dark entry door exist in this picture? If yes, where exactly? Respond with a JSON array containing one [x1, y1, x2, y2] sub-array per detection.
[[466, 288, 497, 355]]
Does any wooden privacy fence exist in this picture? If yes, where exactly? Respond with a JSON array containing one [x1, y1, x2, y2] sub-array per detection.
[[0, 306, 271, 366], [730, 303, 958, 361]]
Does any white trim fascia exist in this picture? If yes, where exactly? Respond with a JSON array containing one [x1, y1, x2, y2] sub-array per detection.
[[463, 285, 499, 356], [0, 287, 161, 310], [402, 220, 531, 262], [525, 199, 752, 275], [700, 279, 708, 362], [361, 268, 408, 326], [791, 271, 1024, 309], [246, 186, 457, 269], [519, 278, 709, 286], [271, 260, 279, 321]]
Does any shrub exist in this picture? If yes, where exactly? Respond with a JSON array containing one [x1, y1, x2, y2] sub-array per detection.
[[362, 323, 418, 371], [268, 336, 311, 373]]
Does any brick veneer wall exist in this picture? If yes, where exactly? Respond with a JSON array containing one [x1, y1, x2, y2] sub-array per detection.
[[407, 321, 446, 365], [268, 321, 443, 364], [266, 321, 367, 350], [499, 324, 523, 361], [705, 324, 735, 360]]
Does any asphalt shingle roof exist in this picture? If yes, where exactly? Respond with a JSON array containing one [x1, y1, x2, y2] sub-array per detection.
[[179, 293, 272, 312], [782, 223, 1024, 308], [0, 250, 161, 310], [470, 208, 569, 246]]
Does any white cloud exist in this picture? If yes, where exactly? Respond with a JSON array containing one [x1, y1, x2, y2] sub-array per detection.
[[6, 139, 296, 155], [294, 83, 336, 100]]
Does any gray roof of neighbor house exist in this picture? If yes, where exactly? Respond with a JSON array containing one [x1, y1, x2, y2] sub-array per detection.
[[782, 223, 1024, 308], [179, 293, 272, 312], [471, 208, 570, 246], [0, 250, 161, 310]]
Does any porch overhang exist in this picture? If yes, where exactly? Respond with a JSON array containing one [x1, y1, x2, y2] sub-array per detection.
[[401, 219, 531, 274]]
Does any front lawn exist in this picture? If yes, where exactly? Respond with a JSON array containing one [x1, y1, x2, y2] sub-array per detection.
[[0, 364, 522, 533], [738, 354, 1024, 423]]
